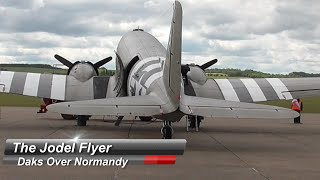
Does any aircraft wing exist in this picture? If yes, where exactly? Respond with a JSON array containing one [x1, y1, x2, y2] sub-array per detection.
[[0, 71, 110, 101], [47, 95, 165, 116], [185, 78, 320, 103], [180, 94, 299, 119]]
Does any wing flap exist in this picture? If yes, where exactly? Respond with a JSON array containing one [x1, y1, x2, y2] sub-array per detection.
[[180, 94, 299, 119], [47, 95, 165, 116]]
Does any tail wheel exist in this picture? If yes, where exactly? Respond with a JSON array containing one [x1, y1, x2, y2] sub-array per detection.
[[162, 125, 173, 139], [161, 121, 173, 139], [61, 114, 77, 120]]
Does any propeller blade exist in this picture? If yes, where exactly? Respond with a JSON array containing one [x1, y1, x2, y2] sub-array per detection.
[[181, 64, 190, 76], [54, 54, 73, 68], [200, 59, 218, 70], [93, 57, 112, 69]]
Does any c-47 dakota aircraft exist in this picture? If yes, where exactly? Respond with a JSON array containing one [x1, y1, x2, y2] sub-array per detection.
[[1, 1, 320, 139]]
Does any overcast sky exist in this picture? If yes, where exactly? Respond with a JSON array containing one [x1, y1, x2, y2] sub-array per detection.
[[0, 0, 319, 73]]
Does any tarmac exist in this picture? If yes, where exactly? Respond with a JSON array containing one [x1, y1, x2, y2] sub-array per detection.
[[0, 106, 320, 180]]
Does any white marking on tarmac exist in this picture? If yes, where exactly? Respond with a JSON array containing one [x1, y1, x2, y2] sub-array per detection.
[[252, 168, 258, 173]]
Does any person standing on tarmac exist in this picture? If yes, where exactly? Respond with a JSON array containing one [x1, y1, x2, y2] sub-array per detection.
[[188, 115, 204, 128], [291, 98, 303, 124]]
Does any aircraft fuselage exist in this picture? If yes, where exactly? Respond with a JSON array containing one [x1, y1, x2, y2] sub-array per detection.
[[116, 30, 167, 97], [112, 29, 182, 120]]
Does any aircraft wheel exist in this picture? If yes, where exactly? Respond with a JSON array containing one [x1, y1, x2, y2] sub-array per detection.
[[77, 115, 88, 126], [161, 121, 173, 139], [61, 114, 77, 120], [139, 116, 153, 122]]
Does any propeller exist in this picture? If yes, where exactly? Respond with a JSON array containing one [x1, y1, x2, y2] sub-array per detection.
[[200, 59, 218, 70], [182, 59, 218, 85], [54, 54, 73, 68], [54, 54, 112, 75], [93, 57, 113, 69]]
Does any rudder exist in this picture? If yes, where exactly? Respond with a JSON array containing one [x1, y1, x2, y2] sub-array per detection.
[[163, 1, 183, 105]]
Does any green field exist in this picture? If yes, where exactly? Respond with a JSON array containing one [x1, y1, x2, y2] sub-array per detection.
[[259, 97, 320, 113], [1, 66, 114, 76], [0, 94, 42, 107], [2, 67, 67, 74]]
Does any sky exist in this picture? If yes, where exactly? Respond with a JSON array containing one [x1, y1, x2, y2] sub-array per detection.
[[0, 0, 319, 74]]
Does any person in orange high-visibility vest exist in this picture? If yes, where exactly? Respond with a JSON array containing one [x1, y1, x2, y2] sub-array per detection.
[[291, 98, 303, 124]]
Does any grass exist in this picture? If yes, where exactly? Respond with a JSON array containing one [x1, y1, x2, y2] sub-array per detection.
[[207, 73, 228, 79], [2, 67, 67, 74], [259, 97, 320, 113], [0, 94, 42, 107], [1, 67, 112, 76]]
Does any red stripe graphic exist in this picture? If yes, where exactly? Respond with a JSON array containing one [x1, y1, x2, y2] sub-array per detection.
[[144, 156, 176, 165]]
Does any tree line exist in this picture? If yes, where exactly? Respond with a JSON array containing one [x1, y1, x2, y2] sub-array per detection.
[[0, 64, 54, 68], [205, 68, 320, 78], [1, 64, 319, 78], [0, 64, 115, 76]]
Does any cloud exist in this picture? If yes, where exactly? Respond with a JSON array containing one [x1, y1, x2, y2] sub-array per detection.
[[0, 0, 319, 73]]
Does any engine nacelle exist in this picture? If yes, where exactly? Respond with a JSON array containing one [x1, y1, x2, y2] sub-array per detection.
[[186, 65, 207, 85], [68, 62, 98, 82]]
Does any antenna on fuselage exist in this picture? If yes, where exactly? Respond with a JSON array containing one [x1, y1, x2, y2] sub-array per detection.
[[133, 27, 144, 31]]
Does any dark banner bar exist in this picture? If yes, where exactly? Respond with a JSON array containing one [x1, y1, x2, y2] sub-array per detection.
[[3, 155, 177, 167], [5, 139, 186, 156]]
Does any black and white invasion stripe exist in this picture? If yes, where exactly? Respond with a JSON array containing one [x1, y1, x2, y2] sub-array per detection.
[[128, 56, 165, 96], [0, 71, 111, 101], [186, 78, 300, 102], [0, 71, 67, 100]]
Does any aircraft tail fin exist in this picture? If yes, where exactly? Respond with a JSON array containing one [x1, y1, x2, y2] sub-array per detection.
[[163, 1, 183, 105]]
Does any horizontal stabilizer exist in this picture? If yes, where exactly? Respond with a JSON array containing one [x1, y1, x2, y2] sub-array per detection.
[[47, 95, 165, 116], [180, 94, 299, 119]]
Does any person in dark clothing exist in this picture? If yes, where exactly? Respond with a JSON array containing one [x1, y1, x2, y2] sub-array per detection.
[[188, 115, 204, 128], [188, 115, 196, 128], [196, 116, 204, 128], [292, 98, 303, 124], [296, 98, 303, 123]]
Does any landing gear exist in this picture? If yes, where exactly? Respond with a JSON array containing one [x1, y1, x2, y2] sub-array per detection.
[[61, 114, 77, 120], [161, 121, 173, 139], [139, 116, 153, 122], [77, 115, 89, 126]]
